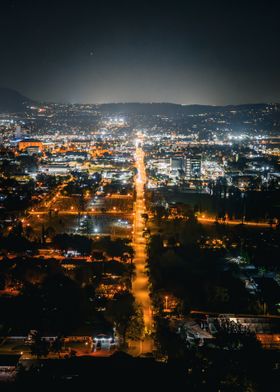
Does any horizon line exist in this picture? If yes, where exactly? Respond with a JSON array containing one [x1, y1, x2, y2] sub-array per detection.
[[0, 87, 278, 107]]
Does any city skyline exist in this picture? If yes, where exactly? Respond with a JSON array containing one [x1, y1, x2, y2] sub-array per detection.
[[1, 1, 280, 388]]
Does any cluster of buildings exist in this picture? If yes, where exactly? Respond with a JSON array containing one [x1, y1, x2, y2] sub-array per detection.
[[144, 130, 280, 193]]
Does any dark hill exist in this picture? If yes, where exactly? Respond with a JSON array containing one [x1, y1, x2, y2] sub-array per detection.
[[0, 88, 273, 116], [98, 102, 269, 115], [0, 88, 33, 113]]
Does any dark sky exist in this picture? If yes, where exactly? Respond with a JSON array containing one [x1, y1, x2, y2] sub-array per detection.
[[1, 0, 280, 104]]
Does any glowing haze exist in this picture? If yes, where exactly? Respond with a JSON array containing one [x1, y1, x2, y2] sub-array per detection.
[[1, 0, 280, 104]]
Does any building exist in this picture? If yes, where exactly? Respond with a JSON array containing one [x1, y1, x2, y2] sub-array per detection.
[[170, 156, 184, 177], [0, 355, 20, 381], [14, 125, 21, 139], [18, 139, 43, 153], [170, 317, 214, 347], [64, 151, 90, 161], [38, 164, 70, 175], [185, 156, 201, 179], [170, 156, 184, 171], [24, 146, 42, 155]]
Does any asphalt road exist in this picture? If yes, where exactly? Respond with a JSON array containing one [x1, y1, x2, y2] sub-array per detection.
[[131, 141, 154, 355]]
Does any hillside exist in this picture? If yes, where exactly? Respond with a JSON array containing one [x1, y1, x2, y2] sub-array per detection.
[[97, 102, 270, 115], [0, 88, 274, 116], [0, 88, 33, 113]]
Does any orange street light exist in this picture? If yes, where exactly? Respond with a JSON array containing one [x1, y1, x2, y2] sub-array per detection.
[[165, 295, 169, 310]]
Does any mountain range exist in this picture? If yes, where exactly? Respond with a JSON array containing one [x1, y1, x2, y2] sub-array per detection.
[[0, 88, 34, 113], [0, 87, 275, 115]]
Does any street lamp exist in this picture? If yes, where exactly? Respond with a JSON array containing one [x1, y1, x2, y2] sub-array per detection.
[[165, 295, 168, 311]]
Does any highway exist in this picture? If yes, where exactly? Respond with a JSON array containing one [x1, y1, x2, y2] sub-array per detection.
[[131, 138, 154, 355]]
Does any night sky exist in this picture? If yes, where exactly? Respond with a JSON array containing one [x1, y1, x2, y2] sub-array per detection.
[[1, 0, 280, 104]]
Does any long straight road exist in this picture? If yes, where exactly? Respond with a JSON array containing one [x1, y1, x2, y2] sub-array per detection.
[[131, 139, 154, 355], [197, 216, 276, 228]]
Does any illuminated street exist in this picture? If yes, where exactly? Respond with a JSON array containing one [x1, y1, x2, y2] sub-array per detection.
[[131, 137, 154, 354], [197, 216, 275, 227]]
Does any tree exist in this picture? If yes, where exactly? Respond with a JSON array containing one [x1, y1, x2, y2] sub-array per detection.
[[11, 221, 23, 237], [25, 225, 35, 240], [99, 238, 134, 261], [53, 234, 92, 255], [0, 233, 34, 253], [141, 213, 149, 223], [45, 226, 56, 241], [153, 205, 168, 221], [106, 239, 125, 260], [125, 305, 145, 341], [214, 318, 262, 352], [155, 317, 188, 360], [121, 245, 134, 263], [30, 331, 50, 358], [40, 274, 84, 334], [51, 336, 64, 358], [105, 291, 135, 346], [206, 286, 230, 309]]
